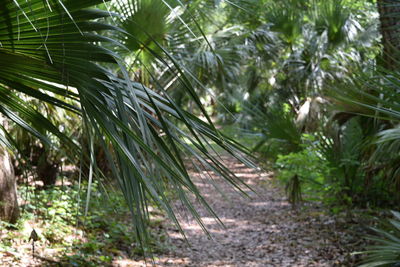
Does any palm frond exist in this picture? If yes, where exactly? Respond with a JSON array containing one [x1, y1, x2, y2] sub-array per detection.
[[0, 0, 254, 250], [359, 211, 400, 267]]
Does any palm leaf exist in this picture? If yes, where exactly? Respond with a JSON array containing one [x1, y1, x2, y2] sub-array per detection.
[[0, 0, 254, 251]]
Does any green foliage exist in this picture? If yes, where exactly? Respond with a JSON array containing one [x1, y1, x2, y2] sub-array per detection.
[[311, 0, 353, 47], [275, 136, 333, 204], [273, 115, 395, 208], [267, 0, 303, 45], [249, 105, 302, 159], [316, 118, 366, 203], [359, 211, 400, 267], [0, 0, 256, 250], [0, 182, 167, 264], [0, 0, 392, 260], [331, 70, 400, 206]]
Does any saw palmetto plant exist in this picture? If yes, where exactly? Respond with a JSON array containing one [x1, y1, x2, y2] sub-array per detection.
[[108, 0, 249, 115], [359, 211, 400, 267], [0, 0, 254, 248], [331, 68, 400, 202]]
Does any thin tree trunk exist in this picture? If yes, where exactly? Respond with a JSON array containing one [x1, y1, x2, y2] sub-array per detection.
[[0, 117, 19, 223], [377, 0, 400, 69], [0, 146, 19, 223]]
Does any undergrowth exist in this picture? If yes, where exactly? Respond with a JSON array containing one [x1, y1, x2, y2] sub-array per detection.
[[0, 181, 168, 266]]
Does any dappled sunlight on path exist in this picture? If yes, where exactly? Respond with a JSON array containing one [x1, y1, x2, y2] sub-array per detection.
[[114, 155, 352, 267]]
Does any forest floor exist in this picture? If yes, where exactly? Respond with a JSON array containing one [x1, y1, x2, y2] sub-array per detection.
[[0, 154, 366, 266], [116, 155, 363, 267]]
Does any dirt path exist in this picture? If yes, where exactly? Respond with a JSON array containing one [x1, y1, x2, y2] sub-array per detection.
[[120, 155, 355, 267]]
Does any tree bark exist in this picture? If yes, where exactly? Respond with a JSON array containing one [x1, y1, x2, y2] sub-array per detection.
[[0, 115, 19, 223], [377, 0, 400, 69], [0, 146, 19, 223]]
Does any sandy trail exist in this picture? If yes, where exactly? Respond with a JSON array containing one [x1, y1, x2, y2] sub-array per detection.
[[124, 155, 351, 267]]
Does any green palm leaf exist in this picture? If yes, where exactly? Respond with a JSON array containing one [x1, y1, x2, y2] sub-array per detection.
[[0, 0, 254, 251]]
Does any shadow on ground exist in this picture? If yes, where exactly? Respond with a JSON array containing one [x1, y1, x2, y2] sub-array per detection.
[[114, 156, 357, 267]]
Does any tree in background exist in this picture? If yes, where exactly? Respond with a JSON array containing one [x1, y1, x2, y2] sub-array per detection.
[[377, 0, 400, 69], [0, 124, 19, 222]]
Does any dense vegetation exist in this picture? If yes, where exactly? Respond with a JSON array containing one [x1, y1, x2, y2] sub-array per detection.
[[1, 0, 400, 265]]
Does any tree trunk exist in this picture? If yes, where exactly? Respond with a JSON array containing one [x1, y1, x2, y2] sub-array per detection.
[[0, 146, 19, 223], [0, 115, 19, 223], [377, 0, 400, 69]]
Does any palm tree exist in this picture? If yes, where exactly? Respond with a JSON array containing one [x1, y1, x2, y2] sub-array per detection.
[[318, 2, 400, 265], [111, 0, 248, 110], [0, 0, 252, 247], [377, 0, 400, 69]]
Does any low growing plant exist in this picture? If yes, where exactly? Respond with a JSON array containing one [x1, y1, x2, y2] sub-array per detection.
[[275, 135, 334, 206], [0, 181, 168, 264], [358, 211, 400, 267]]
